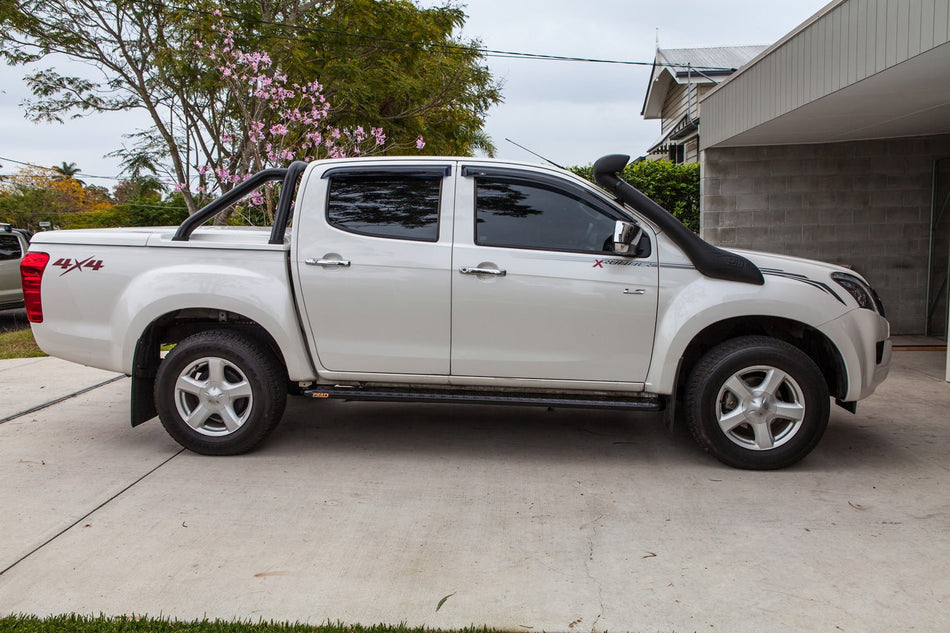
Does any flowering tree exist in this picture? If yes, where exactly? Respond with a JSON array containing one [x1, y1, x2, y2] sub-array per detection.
[[173, 12, 425, 222]]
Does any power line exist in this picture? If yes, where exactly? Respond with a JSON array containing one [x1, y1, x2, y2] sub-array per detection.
[[168, 5, 737, 72], [0, 155, 125, 182]]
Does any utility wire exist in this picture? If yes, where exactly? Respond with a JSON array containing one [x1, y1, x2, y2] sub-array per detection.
[[167, 4, 738, 72], [0, 155, 128, 182]]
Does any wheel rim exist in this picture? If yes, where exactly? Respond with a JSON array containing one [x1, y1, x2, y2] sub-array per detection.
[[173, 356, 254, 437], [715, 365, 806, 451]]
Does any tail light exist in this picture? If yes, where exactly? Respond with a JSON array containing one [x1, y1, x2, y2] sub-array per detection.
[[20, 252, 50, 323]]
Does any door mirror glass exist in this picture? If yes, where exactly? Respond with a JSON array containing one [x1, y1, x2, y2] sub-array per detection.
[[613, 221, 642, 255]]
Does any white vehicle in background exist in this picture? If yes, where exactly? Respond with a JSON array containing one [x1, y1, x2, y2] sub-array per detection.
[[20, 154, 891, 469], [1, 224, 31, 311]]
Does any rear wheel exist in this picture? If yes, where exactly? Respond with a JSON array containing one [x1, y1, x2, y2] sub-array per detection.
[[154, 330, 287, 455], [685, 336, 829, 470]]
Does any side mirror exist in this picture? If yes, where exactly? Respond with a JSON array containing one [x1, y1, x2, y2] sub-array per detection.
[[613, 220, 643, 255]]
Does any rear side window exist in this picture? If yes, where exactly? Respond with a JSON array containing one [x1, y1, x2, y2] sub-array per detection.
[[327, 173, 441, 242], [0, 234, 22, 261], [475, 177, 621, 253]]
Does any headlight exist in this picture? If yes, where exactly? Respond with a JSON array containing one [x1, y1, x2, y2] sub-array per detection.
[[831, 272, 884, 315]]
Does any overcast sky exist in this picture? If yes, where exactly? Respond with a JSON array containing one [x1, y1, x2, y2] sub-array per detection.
[[0, 0, 830, 187]]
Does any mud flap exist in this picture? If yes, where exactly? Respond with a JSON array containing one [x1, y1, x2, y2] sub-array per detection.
[[131, 375, 157, 426]]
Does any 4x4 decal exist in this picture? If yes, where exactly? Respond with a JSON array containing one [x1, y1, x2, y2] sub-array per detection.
[[53, 256, 105, 276]]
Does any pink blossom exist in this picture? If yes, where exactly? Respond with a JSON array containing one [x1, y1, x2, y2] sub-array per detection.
[[416, 136, 426, 150]]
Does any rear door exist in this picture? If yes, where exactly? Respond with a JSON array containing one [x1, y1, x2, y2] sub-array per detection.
[[450, 167, 658, 383], [294, 163, 455, 375]]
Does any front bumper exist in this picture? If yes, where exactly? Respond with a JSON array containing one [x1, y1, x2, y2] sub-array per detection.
[[819, 309, 891, 402]]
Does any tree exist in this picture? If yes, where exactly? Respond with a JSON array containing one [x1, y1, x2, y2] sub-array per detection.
[[0, 165, 114, 229], [0, 0, 502, 214], [113, 175, 165, 204], [52, 161, 80, 177]]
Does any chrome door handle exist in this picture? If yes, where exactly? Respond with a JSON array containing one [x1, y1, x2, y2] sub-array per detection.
[[459, 266, 506, 276], [624, 288, 647, 295], [306, 258, 351, 267]]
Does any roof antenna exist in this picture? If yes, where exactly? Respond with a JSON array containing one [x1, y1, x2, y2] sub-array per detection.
[[505, 138, 565, 169]]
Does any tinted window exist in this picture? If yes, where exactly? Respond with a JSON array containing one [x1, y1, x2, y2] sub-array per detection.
[[327, 173, 441, 241], [0, 234, 22, 261], [475, 178, 621, 253]]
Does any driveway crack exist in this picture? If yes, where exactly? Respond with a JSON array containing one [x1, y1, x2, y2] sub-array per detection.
[[0, 448, 185, 576], [582, 514, 606, 633]]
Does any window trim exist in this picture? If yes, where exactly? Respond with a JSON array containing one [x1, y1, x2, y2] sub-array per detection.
[[321, 165, 451, 179], [324, 170, 445, 243], [469, 171, 636, 256]]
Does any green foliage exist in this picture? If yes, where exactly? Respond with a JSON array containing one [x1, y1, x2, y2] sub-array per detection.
[[50, 199, 189, 229], [570, 160, 700, 232], [292, 0, 502, 155], [0, 615, 504, 633], [0, 169, 186, 230]]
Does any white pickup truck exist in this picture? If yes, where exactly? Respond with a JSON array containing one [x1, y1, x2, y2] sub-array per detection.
[[20, 154, 891, 469]]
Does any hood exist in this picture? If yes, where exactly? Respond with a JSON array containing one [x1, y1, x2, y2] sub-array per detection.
[[732, 248, 868, 284]]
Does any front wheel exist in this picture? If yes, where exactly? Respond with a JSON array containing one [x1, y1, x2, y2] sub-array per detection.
[[154, 330, 287, 455], [685, 336, 830, 470]]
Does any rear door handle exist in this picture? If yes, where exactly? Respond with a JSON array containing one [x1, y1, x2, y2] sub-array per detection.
[[459, 266, 506, 276], [306, 258, 351, 267]]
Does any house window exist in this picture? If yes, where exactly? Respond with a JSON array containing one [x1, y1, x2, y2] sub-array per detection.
[[669, 144, 685, 164]]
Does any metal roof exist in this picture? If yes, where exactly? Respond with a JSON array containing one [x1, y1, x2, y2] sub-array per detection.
[[656, 46, 768, 75], [641, 45, 768, 118]]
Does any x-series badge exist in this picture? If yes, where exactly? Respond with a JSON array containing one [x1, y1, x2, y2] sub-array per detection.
[[53, 256, 105, 276], [592, 258, 644, 268]]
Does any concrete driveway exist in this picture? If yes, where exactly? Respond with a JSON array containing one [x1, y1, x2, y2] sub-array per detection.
[[0, 351, 948, 632]]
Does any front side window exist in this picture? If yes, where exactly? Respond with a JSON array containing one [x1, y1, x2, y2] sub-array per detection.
[[0, 235, 22, 261], [475, 177, 621, 253], [327, 173, 441, 242]]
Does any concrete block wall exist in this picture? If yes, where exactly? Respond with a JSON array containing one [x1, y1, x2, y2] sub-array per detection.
[[701, 135, 950, 335]]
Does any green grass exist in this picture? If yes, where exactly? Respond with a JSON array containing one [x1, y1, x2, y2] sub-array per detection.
[[0, 327, 45, 359], [0, 616, 506, 633]]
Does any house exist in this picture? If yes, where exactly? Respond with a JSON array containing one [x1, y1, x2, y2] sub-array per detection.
[[694, 0, 950, 379], [641, 46, 767, 163]]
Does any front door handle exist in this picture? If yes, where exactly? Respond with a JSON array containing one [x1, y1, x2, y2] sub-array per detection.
[[306, 258, 351, 268], [459, 266, 506, 277]]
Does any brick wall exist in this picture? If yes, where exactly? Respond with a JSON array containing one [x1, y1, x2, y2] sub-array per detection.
[[701, 135, 950, 335]]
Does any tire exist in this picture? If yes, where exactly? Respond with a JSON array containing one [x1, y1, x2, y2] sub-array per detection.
[[154, 330, 287, 455], [685, 336, 829, 470]]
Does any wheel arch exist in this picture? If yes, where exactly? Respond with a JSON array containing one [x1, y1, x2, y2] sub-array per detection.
[[130, 308, 290, 427], [670, 315, 847, 407]]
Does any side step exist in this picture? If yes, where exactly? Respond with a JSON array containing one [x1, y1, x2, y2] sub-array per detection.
[[304, 386, 664, 412]]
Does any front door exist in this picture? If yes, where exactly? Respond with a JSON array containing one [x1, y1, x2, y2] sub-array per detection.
[[295, 165, 455, 375], [451, 168, 658, 383]]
